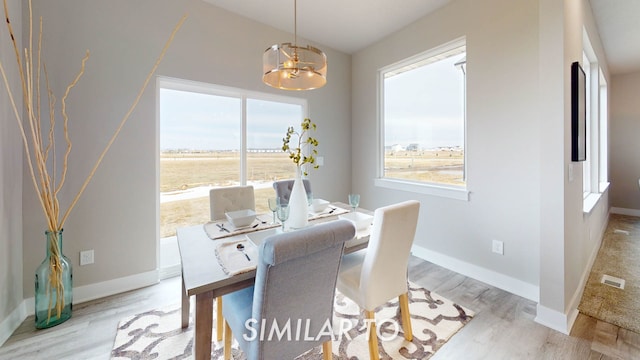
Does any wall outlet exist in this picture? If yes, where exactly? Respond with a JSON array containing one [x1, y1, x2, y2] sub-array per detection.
[[80, 249, 94, 265], [492, 240, 504, 255]]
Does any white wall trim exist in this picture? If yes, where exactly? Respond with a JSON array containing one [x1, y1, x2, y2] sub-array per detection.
[[610, 207, 640, 217], [159, 264, 182, 280], [73, 269, 160, 304], [535, 304, 577, 335], [375, 178, 470, 201], [411, 244, 539, 302], [0, 301, 28, 347], [1, 270, 158, 347], [23, 269, 159, 317], [537, 209, 609, 335]]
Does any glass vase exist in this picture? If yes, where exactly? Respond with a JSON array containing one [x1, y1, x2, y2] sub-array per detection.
[[35, 229, 73, 329]]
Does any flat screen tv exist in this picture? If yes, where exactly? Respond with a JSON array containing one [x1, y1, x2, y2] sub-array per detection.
[[571, 61, 586, 162]]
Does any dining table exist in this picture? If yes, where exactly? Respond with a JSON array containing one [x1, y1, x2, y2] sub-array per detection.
[[176, 202, 372, 360]]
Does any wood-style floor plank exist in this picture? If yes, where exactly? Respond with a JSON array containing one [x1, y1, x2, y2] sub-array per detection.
[[0, 255, 637, 359]]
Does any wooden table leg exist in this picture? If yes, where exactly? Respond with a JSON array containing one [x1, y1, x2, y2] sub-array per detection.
[[181, 276, 190, 329], [195, 291, 214, 360], [216, 297, 224, 341]]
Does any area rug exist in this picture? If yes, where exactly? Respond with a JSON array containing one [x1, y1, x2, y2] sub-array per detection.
[[111, 282, 473, 359], [578, 214, 640, 334]]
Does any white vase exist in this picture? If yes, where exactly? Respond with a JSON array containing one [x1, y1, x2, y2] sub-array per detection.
[[287, 168, 309, 229]]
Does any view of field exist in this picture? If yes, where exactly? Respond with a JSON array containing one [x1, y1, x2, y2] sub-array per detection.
[[384, 149, 465, 185], [160, 151, 294, 237], [160, 149, 464, 238]]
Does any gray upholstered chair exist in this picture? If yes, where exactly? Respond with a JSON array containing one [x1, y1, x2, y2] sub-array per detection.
[[272, 179, 311, 205], [210, 185, 256, 221], [337, 200, 420, 360], [209, 185, 256, 340], [222, 220, 356, 360]]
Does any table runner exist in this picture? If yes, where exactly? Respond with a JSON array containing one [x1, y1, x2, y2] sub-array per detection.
[[203, 205, 351, 240]]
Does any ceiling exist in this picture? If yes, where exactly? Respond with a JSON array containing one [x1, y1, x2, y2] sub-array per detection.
[[202, 0, 452, 54], [589, 0, 640, 75], [203, 0, 640, 75]]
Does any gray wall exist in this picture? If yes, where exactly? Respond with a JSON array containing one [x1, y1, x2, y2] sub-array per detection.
[[0, 0, 23, 343], [352, 0, 609, 331], [610, 71, 640, 210], [20, 0, 351, 298]]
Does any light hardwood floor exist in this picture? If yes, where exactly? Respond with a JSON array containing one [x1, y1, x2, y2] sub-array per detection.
[[1, 255, 638, 359]]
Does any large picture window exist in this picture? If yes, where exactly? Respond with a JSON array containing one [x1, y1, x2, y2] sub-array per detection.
[[379, 39, 466, 190], [159, 79, 305, 238]]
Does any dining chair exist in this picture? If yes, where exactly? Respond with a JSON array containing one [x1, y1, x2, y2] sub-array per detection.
[[272, 179, 311, 205], [337, 200, 420, 360], [221, 220, 356, 360], [210, 185, 256, 221], [209, 185, 256, 341]]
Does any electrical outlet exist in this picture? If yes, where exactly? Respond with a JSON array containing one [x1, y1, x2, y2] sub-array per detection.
[[80, 250, 94, 265], [492, 240, 504, 255]]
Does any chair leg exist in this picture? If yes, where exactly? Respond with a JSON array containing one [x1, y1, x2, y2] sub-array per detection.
[[224, 320, 232, 360], [322, 340, 332, 360], [365, 310, 380, 360], [216, 297, 224, 341], [399, 292, 413, 341]]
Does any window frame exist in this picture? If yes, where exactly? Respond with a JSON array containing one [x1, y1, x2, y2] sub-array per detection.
[[157, 76, 308, 185], [375, 37, 469, 201], [581, 30, 609, 213]]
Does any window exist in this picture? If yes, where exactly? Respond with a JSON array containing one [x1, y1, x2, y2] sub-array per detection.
[[582, 52, 592, 196], [582, 31, 609, 213], [158, 78, 305, 237], [377, 39, 467, 198]]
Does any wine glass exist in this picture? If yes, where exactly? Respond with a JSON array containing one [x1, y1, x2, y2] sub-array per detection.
[[306, 191, 314, 207], [348, 193, 360, 212], [268, 198, 278, 224], [276, 205, 290, 231]]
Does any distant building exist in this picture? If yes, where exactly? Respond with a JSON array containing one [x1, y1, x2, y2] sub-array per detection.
[[406, 143, 419, 151]]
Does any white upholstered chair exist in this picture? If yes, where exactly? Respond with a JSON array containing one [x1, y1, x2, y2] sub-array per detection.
[[209, 185, 256, 221], [272, 179, 311, 205], [337, 200, 420, 360], [209, 185, 256, 340]]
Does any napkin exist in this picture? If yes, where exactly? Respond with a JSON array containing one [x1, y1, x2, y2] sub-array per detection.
[[214, 237, 258, 275]]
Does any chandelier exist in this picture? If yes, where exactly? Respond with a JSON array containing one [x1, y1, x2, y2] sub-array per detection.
[[262, 0, 327, 90]]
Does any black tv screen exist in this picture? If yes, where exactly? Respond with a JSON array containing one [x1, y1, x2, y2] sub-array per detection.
[[571, 61, 586, 162]]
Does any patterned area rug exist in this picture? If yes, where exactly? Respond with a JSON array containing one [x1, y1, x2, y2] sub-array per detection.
[[578, 214, 640, 333], [111, 282, 474, 359]]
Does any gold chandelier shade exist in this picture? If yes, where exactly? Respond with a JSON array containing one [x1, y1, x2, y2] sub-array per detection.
[[262, 0, 328, 91], [263, 43, 327, 90]]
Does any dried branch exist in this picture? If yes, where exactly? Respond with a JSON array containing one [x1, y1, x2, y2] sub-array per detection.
[[1, 0, 187, 323]]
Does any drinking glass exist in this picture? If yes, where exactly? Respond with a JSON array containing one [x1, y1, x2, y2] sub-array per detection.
[[276, 205, 290, 231], [348, 193, 360, 212], [306, 191, 314, 206], [268, 198, 278, 224]]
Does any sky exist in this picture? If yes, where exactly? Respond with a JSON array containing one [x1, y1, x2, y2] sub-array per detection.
[[160, 89, 301, 150], [384, 51, 466, 149], [160, 51, 466, 151]]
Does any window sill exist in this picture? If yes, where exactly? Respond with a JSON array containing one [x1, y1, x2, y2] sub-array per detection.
[[583, 193, 602, 214], [375, 178, 469, 201]]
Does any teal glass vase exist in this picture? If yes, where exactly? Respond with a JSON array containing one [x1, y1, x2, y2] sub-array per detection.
[[35, 230, 73, 329]]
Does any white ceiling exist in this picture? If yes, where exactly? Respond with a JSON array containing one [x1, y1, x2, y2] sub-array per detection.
[[589, 0, 640, 75], [202, 0, 452, 54], [203, 0, 640, 75]]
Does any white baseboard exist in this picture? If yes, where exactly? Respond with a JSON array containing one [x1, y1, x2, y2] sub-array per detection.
[[610, 207, 640, 216], [159, 264, 182, 280], [411, 245, 539, 302], [535, 304, 577, 335], [0, 301, 28, 347], [1, 269, 159, 347]]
